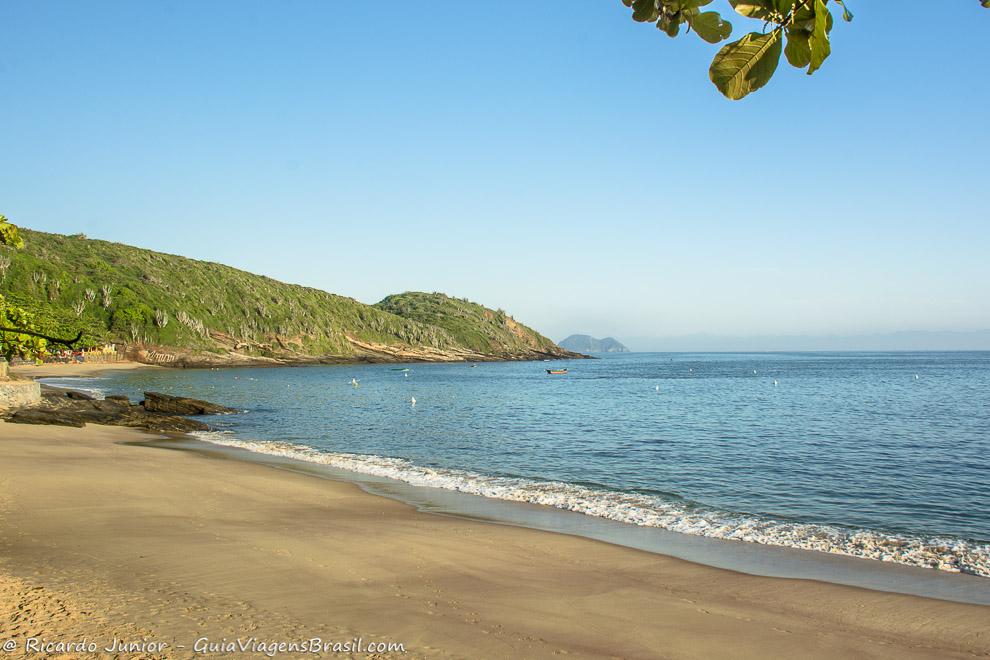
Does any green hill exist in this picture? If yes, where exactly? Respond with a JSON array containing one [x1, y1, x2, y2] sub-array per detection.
[[0, 229, 576, 365], [376, 292, 562, 356]]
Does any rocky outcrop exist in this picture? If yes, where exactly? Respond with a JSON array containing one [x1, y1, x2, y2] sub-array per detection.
[[3, 387, 233, 433], [344, 336, 584, 364], [141, 392, 237, 415], [130, 340, 587, 369], [7, 408, 86, 428]]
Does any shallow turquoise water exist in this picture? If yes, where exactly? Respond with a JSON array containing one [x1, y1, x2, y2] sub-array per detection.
[[57, 352, 990, 575]]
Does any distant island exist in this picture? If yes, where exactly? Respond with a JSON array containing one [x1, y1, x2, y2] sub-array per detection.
[[1, 229, 582, 366], [558, 334, 629, 353]]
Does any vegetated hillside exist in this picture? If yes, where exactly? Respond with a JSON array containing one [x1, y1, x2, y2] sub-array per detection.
[[375, 292, 563, 357], [558, 334, 629, 353], [0, 229, 575, 365]]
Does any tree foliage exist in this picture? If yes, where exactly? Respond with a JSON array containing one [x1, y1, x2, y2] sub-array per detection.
[[0, 216, 24, 250], [621, 0, 987, 100], [0, 215, 47, 360]]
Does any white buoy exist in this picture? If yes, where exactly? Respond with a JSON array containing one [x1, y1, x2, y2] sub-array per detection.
[[410, 396, 416, 406], [915, 374, 920, 380], [753, 370, 757, 374], [773, 379, 778, 387], [655, 385, 660, 392]]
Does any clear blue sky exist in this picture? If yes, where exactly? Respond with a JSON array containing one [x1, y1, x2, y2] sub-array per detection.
[[2, 2, 988, 348]]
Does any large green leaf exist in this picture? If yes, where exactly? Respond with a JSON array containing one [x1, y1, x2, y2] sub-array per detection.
[[728, 0, 776, 19], [631, 0, 660, 22], [784, 29, 812, 68], [657, 12, 681, 37], [709, 29, 783, 100], [808, 0, 831, 74], [668, 0, 714, 8], [688, 11, 732, 43], [792, 2, 833, 32]]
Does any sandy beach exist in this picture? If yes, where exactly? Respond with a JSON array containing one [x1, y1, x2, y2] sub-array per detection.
[[9, 360, 155, 380], [0, 422, 987, 659]]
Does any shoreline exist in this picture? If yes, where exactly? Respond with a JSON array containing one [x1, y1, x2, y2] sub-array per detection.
[[9, 350, 588, 378], [16, 364, 990, 601], [9, 360, 158, 380], [0, 422, 988, 658], [190, 431, 990, 585], [173, 432, 990, 606]]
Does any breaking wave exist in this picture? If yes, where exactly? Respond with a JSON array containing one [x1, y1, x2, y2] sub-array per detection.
[[192, 431, 990, 577]]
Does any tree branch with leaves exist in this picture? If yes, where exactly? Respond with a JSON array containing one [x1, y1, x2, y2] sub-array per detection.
[[0, 214, 84, 361], [621, 0, 986, 100]]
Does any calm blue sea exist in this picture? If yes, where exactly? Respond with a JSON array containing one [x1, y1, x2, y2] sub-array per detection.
[[51, 352, 990, 576]]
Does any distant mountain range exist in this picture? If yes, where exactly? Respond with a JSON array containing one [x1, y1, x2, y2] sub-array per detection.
[[559, 334, 629, 353]]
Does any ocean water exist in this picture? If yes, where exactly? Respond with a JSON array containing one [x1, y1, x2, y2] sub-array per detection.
[[54, 352, 990, 577]]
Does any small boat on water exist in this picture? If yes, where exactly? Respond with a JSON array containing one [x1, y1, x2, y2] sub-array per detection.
[[546, 368, 568, 375]]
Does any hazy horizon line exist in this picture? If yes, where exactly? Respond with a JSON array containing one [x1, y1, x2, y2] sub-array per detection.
[[576, 329, 990, 353]]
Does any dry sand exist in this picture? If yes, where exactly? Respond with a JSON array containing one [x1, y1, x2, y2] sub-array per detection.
[[9, 360, 155, 380], [0, 421, 987, 659]]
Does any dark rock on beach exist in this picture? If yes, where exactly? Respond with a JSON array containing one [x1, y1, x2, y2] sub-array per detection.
[[3, 386, 228, 433], [7, 408, 87, 428], [142, 391, 237, 415]]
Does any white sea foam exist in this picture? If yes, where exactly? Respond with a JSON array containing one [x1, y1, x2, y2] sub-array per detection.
[[37, 377, 107, 399], [192, 431, 990, 578]]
